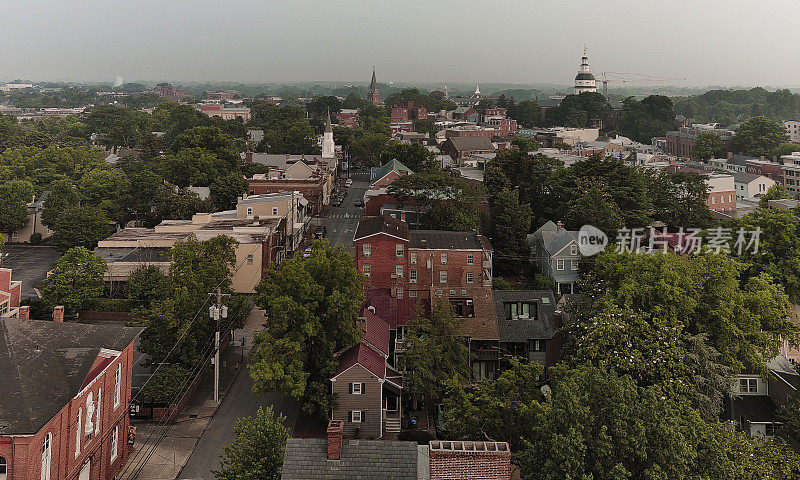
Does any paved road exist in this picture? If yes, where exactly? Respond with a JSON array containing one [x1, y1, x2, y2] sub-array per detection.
[[1, 245, 60, 299], [321, 171, 369, 248]]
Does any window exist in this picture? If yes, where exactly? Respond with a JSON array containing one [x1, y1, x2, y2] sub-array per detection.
[[246, 254, 254, 265], [439, 270, 448, 284], [41, 433, 52, 480], [350, 410, 363, 423], [530, 339, 546, 351], [466, 272, 474, 284], [450, 298, 475, 318], [409, 269, 417, 283], [395, 265, 404, 278], [441, 252, 448, 264], [114, 363, 122, 408], [397, 286, 404, 299], [349, 382, 364, 395], [467, 253, 474, 265], [409, 290, 418, 298], [765, 423, 776, 437], [272, 207, 279, 215], [363, 243, 371, 257], [557, 259, 564, 270], [570, 244, 577, 255], [410, 252, 417, 264], [111, 425, 119, 463], [363, 264, 371, 278], [571, 260, 578, 271], [396, 243, 404, 257], [711, 196, 716, 205], [739, 378, 758, 394], [75, 408, 82, 458], [94, 388, 102, 435], [246, 207, 253, 216], [0, 456, 6, 480]]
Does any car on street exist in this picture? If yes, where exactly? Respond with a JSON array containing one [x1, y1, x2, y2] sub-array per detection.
[[303, 246, 312, 258], [345, 179, 353, 187], [355, 199, 364, 207], [313, 225, 327, 238], [332, 197, 342, 207]]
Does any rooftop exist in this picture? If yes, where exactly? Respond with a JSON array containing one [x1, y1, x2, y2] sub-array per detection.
[[446, 136, 496, 152], [282, 438, 420, 480], [409, 230, 485, 250], [493, 290, 557, 343]]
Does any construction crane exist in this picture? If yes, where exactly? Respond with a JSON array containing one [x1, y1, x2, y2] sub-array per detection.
[[601, 72, 688, 96]]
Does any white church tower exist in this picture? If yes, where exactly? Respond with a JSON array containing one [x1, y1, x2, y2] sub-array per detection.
[[322, 108, 335, 159], [574, 48, 597, 95]]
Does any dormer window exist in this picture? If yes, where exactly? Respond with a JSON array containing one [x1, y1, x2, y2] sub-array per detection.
[[246, 207, 253, 216], [570, 244, 577, 256]]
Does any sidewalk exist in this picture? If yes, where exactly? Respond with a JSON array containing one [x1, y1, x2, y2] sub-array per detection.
[[119, 309, 266, 480]]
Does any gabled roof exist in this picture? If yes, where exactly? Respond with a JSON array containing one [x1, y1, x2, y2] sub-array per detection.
[[370, 159, 413, 184], [354, 215, 409, 241], [732, 172, 764, 184], [282, 438, 419, 479], [332, 343, 386, 380], [446, 136, 495, 152], [493, 290, 557, 343], [532, 222, 578, 257], [729, 154, 759, 165], [362, 309, 390, 357], [0, 318, 142, 435]]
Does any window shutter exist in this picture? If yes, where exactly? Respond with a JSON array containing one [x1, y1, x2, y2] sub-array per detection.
[[361, 383, 366, 394], [348, 411, 353, 422], [348, 383, 353, 394]]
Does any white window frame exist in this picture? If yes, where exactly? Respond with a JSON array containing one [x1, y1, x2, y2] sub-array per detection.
[[363, 264, 371, 278], [441, 252, 448, 264], [409, 290, 418, 298], [397, 286, 404, 299], [409, 269, 417, 284], [439, 270, 448, 284], [0, 456, 6, 480], [739, 377, 758, 394], [395, 264, 404, 278], [410, 252, 417, 264], [351, 382, 362, 394], [114, 363, 122, 409], [570, 244, 577, 255], [557, 259, 565, 271], [351, 410, 363, 423], [94, 388, 102, 435], [363, 243, 371, 257], [246, 207, 253, 216], [467, 253, 474, 265], [41, 433, 52, 480], [75, 408, 82, 458], [396, 243, 404, 257], [246, 254, 254, 265], [571, 260, 578, 271], [110, 425, 119, 463], [272, 207, 279, 215], [466, 272, 474, 284]]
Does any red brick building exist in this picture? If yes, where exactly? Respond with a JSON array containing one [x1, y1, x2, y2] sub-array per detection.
[[246, 177, 325, 215], [0, 312, 142, 480], [441, 136, 496, 164], [390, 101, 428, 124], [354, 216, 499, 380]]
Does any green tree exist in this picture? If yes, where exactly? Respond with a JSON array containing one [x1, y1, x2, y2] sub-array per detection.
[[162, 148, 220, 188], [773, 142, 799, 159], [52, 205, 109, 251], [734, 116, 788, 157], [41, 246, 106, 313], [402, 301, 471, 399], [82, 105, 149, 148], [510, 136, 539, 152], [306, 96, 341, 118], [77, 168, 130, 224], [510, 100, 540, 128], [170, 125, 240, 169], [249, 239, 364, 417], [564, 179, 624, 233], [349, 131, 390, 166], [378, 141, 434, 172], [0, 179, 35, 234], [126, 265, 171, 310], [758, 183, 791, 208], [387, 172, 483, 231], [210, 172, 248, 211], [490, 188, 532, 261], [778, 390, 800, 452], [138, 365, 191, 402], [694, 132, 727, 160], [644, 170, 714, 229], [618, 95, 677, 143], [213, 406, 289, 480]]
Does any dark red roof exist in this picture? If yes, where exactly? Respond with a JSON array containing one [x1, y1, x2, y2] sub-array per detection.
[[332, 343, 386, 380], [364, 288, 423, 329], [363, 309, 390, 356], [80, 356, 114, 390]]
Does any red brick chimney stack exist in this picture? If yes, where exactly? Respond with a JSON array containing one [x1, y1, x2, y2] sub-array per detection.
[[245, 151, 253, 163], [428, 440, 511, 480], [18, 305, 30, 320], [556, 221, 564, 231], [53, 305, 65, 323], [327, 420, 343, 460]]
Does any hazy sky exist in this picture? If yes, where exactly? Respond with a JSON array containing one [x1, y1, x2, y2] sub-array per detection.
[[3, 0, 800, 87]]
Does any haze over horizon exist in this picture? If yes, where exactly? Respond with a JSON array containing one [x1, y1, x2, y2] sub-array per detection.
[[3, 0, 800, 88]]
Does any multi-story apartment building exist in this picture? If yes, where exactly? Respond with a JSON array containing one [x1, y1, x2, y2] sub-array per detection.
[[780, 152, 800, 197], [785, 121, 800, 143], [666, 125, 734, 159]]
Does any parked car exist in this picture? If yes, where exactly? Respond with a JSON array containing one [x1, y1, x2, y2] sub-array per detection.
[[332, 197, 343, 207], [302, 246, 312, 258], [345, 179, 353, 187], [313, 225, 327, 238], [355, 199, 364, 207]]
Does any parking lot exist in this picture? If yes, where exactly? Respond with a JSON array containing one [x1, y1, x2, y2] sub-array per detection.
[[1, 245, 61, 299]]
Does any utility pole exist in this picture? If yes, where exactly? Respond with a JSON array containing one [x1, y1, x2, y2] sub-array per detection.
[[209, 287, 228, 403]]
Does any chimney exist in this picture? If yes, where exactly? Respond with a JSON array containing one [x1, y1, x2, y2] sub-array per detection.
[[327, 420, 343, 460], [727, 151, 733, 160], [53, 306, 64, 323], [253, 215, 260, 223], [367, 305, 376, 313], [421, 239, 427, 247], [18, 305, 30, 320], [428, 441, 511, 480], [556, 221, 564, 231], [245, 151, 253, 163]]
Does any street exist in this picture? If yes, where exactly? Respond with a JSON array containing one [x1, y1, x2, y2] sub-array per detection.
[[1, 245, 60, 300], [319, 171, 369, 249]]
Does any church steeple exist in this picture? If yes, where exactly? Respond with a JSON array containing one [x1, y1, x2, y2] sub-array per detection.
[[367, 67, 381, 106], [325, 107, 333, 133], [322, 107, 335, 159]]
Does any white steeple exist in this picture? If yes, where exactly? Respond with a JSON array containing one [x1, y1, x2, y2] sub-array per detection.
[[471, 84, 482, 99], [322, 108, 335, 159], [574, 47, 597, 95]]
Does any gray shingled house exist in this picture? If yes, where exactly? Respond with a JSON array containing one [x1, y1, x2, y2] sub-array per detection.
[[527, 220, 580, 295]]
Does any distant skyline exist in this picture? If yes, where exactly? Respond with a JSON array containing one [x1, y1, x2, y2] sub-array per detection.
[[3, 0, 800, 88]]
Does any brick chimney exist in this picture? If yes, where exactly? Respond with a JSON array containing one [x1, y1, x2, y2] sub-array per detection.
[[18, 305, 30, 320], [556, 221, 564, 231], [244, 151, 253, 163], [428, 441, 511, 480], [327, 420, 343, 460], [53, 305, 64, 323]]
